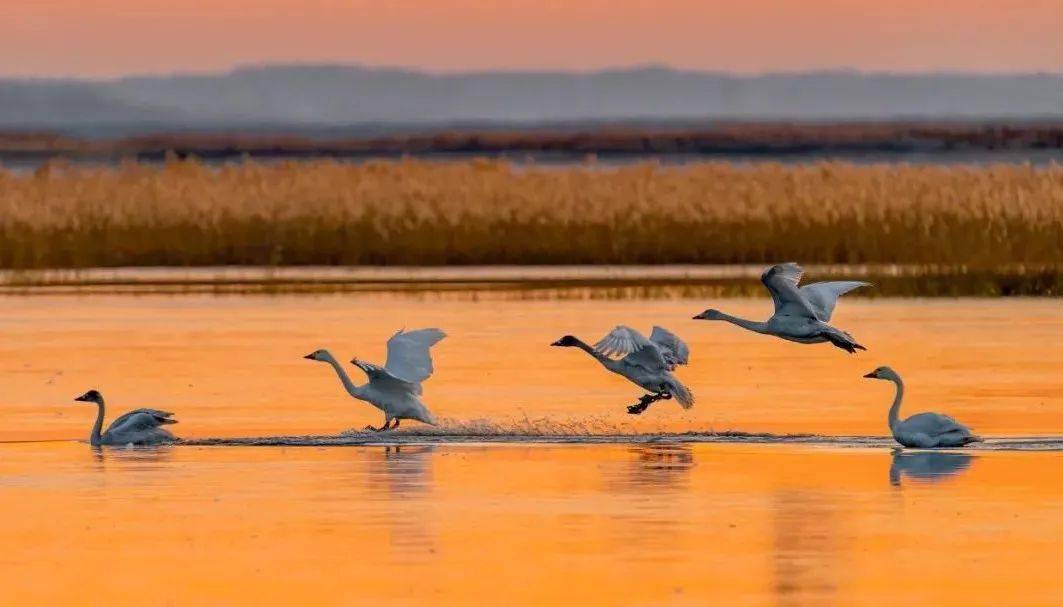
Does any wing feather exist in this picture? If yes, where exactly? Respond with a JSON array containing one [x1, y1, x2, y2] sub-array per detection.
[[384, 328, 446, 384], [761, 263, 819, 319], [799, 281, 870, 321], [649, 326, 690, 367], [594, 326, 669, 372]]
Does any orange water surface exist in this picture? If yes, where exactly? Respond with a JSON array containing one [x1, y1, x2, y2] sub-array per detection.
[[0, 292, 1060, 440], [1, 291, 1061, 605]]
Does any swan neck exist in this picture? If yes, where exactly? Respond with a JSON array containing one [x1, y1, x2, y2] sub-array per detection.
[[717, 313, 769, 334], [322, 353, 364, 397], [887, 376, 904, 431], [90, 399, 105, 446], [572, 338, 612, 366]]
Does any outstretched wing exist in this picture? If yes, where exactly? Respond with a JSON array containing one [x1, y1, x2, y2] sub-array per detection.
[[594, 326, 669, 372], [357, 359, 422, 395], [761, 263, 819, 319], [384, 328, 447, 384], [649, 326, 690, 368], [800, 281, 870, 321]]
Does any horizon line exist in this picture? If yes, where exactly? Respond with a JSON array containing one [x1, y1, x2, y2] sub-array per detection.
[[4, 62, 1063, 83]]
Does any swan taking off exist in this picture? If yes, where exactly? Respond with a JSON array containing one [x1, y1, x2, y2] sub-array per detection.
[[304, 328, 446, 432], [693, 262, 869, 354], [864, 366, 982, 448], [551, 326, 693, 415], [73, 390, 178, 446]]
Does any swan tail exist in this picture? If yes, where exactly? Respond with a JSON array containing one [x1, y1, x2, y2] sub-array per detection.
[[666, 379, 695, 409]]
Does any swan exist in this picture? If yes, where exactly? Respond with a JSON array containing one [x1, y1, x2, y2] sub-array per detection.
[[551, 325, 693, 414], [73, 390, 178, 446], [693, 262, 869, 353], [864, 366, 982, 448], [304, 328, 445, 431]]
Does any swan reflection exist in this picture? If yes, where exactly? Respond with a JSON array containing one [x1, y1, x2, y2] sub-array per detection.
[[889, 450, 973, 486]]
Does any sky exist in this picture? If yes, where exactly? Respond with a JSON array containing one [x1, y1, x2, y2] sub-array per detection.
[[2, 0, 1062, 78]]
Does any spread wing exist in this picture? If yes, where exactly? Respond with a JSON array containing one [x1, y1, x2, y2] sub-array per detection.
[[761, 263, 819, 319], [357, 360, 423, 396], [384, 328, 446, 384], [594, 326, 669, 373], [649, 326, 690, 368], [799, 281, 870, 321]]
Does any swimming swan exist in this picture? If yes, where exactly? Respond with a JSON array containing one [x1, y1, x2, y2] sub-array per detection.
[[864, 366, 982, 448], [74, 390, 178, 446], [551, 325, 693, 414], [693, 262, 869, 353], [304, 328, 446, 431]]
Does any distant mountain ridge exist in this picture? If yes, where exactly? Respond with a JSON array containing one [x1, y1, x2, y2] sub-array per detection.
[[1, 65, 1061, 130]]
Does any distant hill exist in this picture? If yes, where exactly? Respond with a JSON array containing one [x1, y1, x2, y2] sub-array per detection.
[[1, 65, 1062, 131]]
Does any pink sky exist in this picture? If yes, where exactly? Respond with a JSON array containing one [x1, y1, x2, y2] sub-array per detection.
[[2, 0, 1061, 78]]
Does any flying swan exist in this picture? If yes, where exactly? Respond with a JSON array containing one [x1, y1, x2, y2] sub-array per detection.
[[551, 325, 693, 414], [694, 262, 869, 353]]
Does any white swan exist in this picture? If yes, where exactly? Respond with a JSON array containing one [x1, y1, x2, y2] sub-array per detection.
[[74, 390, 178, 446], [304, 328, 446, 431], [551, 326, 693, 414], [864, 366, 982, 448], [694, 262, 869, 353]]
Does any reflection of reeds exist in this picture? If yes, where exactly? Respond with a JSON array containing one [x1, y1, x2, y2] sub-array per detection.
[[1, 159, 1060, 269]]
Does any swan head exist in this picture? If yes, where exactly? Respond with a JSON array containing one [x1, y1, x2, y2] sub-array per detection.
[[863, 366, 899, 381], [303, 349, 330, 362], [551, 335, 580, 347], [692, 309, 723, 321], [74, 389, 103, 404]]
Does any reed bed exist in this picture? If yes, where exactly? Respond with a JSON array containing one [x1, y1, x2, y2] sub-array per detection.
[[0, 158, 1060, 269]]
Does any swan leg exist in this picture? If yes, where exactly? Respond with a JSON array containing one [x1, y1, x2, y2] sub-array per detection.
[[364, 419, 393, 432], [627, 393, 664, 415]]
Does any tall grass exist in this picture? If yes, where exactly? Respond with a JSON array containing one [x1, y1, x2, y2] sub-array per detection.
[[0, 158, 1060, 268]]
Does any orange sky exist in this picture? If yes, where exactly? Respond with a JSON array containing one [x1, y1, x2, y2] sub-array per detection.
[[2, 0, 1061, 78]]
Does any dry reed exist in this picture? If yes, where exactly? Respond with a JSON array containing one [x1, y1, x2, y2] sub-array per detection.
[[0, 158, 1060, 269]]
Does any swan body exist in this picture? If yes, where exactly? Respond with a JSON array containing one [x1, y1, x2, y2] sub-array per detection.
[[74, 389, 178, 446], [305, 328, 445, 431], [694, 262, 869, 353], [864, 366, 981, 448], [552, 325, 693, 414]]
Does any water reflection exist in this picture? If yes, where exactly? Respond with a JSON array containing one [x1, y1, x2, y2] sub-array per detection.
[[889, 450, 974, 486], [772, 491, 840, 606], [89, 444, 175, 469], [619, 444, 695, 492], [362, 445, 437, 559], [366, 445, 436, 496]]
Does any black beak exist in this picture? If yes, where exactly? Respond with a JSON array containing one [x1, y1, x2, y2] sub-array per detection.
[[550, 340, 563, 346], [74, 394, 90, 402], [863, 372, 877, 379], [303, 353, 315, 360]]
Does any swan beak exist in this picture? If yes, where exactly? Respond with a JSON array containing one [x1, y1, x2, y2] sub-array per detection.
[[550, 340, 563, 346], [863, 372, 877, 379], [692, 312, 707, 320], [303, 353, 315, 360]]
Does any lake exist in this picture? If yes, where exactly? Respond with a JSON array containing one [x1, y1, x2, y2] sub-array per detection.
[[0, 290, 1061, 604]]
